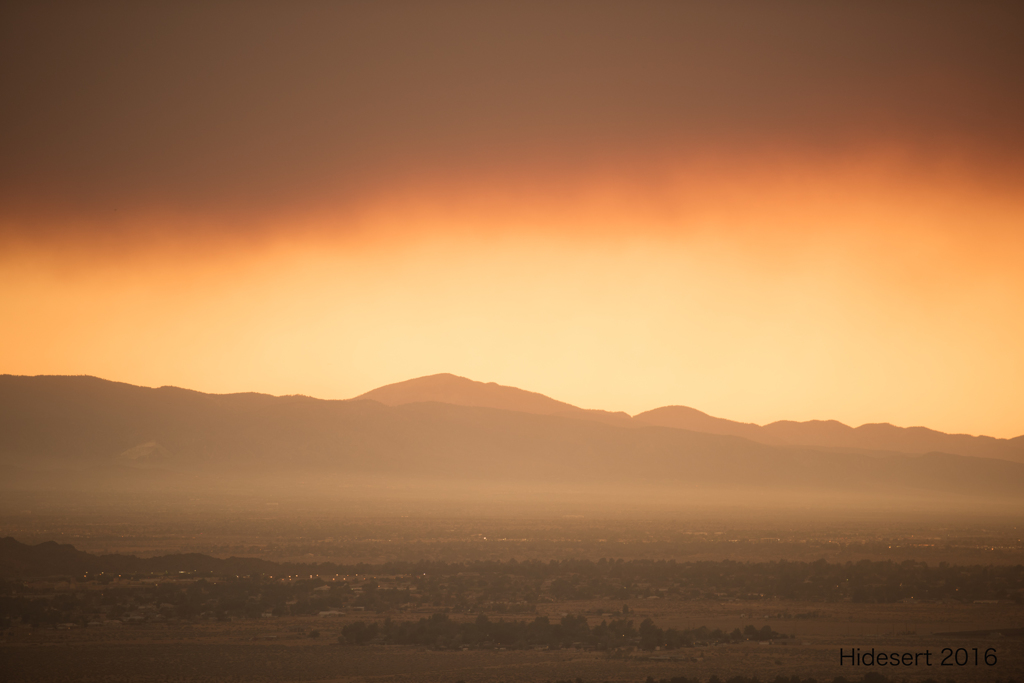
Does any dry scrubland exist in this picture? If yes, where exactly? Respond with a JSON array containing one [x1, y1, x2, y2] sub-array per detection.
[[3, 601, 1022, 683]]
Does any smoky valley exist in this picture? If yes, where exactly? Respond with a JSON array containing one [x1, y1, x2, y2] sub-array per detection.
[[2, 375, 1023, 682]]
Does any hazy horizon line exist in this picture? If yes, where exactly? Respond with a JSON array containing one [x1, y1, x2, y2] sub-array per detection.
[[6, 371, 1020, 441]]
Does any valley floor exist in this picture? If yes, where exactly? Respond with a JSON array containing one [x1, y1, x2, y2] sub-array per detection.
[[3, 600, 1021, 683]]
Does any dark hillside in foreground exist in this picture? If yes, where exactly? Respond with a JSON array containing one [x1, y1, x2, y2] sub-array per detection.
[[1, 375, 1023, 509]]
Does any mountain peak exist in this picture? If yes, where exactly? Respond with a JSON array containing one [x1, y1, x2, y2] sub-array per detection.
[[355, 374, 631, 425], [633, 405, 784, 443], [356, 373, 578, 413]]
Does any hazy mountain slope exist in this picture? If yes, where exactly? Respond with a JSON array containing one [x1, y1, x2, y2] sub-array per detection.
[[356, 373, 633, 426], [365, 375, 1024, 463], [634, 406, 1024, 463], [0, 374, 302, 468], [632, 406, 785, 444], [3, 375, 776, 478], [1, 375, 1023, 506], [762, 420, 1024, 462]]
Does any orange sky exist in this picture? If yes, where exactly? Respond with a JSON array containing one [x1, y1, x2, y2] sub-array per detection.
[[2, 2, 1023, 437]]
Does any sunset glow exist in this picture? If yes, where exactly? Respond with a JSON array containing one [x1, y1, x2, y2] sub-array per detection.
[[2, 2, 1022, 438], [4, 152, 1022, 437]]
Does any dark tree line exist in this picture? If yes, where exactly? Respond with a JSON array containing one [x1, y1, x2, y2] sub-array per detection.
[[4, 556, 1021, 627], [79, 557, 1024, 603], [339, 612, 785, 650], [6, 535, 1022, 605]]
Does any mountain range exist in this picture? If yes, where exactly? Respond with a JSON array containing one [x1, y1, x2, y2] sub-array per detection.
[[1, 373, 1022, 508], [360, 374, 1024, 462]]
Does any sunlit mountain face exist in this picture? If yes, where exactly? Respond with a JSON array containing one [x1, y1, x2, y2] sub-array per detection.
[[2, 2, 1022, 438]]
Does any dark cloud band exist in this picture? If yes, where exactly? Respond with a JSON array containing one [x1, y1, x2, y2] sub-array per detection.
[[2, 1, 1022, 235]]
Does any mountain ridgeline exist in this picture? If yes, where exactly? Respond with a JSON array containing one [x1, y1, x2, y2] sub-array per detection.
[[1, 374, 1022, 509], [360, 374, 1024, 462]]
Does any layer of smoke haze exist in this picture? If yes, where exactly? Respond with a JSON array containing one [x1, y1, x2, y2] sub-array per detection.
[[2, 1, 1023, 236]]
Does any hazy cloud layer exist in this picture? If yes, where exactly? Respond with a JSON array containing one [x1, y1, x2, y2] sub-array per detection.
[[3, 1, 1023, 238]]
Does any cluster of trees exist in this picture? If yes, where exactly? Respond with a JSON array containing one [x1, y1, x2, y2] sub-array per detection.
[[0, 591, 80, 628], [381, 558, 1013, 605], [342, 558, 1022, 607], [7, 537, 1023, 605], [3, 556, 1020, 627], [339, 612, 786, 650], [0, 576, 335, 627], [8, 533, 1023, 606]]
